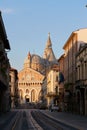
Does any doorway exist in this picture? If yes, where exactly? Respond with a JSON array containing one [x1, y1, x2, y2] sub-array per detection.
[[26, 98, 29, 103], [25, 95, 30, 103]]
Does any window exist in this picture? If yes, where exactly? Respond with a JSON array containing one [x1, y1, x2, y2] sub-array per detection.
[[26, 89, 29, 94], [9, 75, 11, 82], [55, 86, 58, 94], [56, 76, 58, 82]]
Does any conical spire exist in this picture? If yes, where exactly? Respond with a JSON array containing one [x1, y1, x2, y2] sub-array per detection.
[[24, 51, 31, 68], [28, 51, 31, 59], [46, 32, 52, 48], [43, 33, 56, 62]]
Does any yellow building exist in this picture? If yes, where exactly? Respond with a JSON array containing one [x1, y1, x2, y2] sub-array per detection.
[[46, 65, 59, 106]]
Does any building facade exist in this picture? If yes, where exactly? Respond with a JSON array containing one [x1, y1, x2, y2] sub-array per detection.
[[57, 55, 65, 110], [57, 55, 65, 96], [0, 11, 11, 112], [18, 33, 58, 105], [46, 65, 59, 106], [41, 34, 60, 108], [9, 68, 19, 108], [63, 28, 87, 113], [18, 54, 45, 104], [76, 44, 87, 115]]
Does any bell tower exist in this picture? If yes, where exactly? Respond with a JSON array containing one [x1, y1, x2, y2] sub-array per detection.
[[43, 33, 56, 62]]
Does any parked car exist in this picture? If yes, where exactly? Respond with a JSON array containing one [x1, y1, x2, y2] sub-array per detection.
[[49, 104, 59, 112]]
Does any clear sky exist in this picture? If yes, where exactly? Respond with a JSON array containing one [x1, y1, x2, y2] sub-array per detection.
[[0, 0, 87, 71]]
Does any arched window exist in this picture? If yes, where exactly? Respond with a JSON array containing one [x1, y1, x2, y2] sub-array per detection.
[[38, 90, 42, 101], [26, 89, 29, 94], [19, 89, 23, 99], [31, 89, 36, 102]]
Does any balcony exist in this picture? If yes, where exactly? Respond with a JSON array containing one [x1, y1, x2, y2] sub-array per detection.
[[46, 92, 58, 97], [76, 79, 84, 85], [75, 80, 85, 89]]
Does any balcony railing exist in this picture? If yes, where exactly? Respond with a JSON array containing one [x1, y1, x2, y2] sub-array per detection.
[[75, 80, 84, 86], [46, 92, 58, 97]]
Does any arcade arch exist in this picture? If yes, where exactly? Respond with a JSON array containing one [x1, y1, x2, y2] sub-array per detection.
[[19, 89, 23, 100], [25, 95, 30, 103]]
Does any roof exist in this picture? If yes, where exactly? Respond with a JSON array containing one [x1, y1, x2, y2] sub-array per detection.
[[58, 54, 65, 61], [63, 28, 87, 49], [19, 67, 45, 78], [0, 11, 10, 50], [63, 32, 76, 49], [24, 53, 45, 64]]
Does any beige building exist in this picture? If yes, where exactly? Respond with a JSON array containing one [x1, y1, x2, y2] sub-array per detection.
[[18, 54, 44, 104], [41, 34, 60, 108], [63, 28, 87, 113], [46, 65, 59, 106], [18, 33, 59, 106], [76, 44, 87, 115], [42, 64, 64, 110], [0, 11, 11, 112]]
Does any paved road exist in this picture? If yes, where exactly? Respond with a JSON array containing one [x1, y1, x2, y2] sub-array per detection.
[[0, 109, 87, 130], [0, 109, 42, 130], [31, 110, 78, 130], [41, 110, 87, 130]]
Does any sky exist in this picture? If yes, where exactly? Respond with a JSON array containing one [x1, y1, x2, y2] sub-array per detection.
[[0, 0, 87, 71]]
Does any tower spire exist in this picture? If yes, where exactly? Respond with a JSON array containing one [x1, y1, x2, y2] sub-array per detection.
[[28, 51, 31, 59], [43, 33, 56, 62], [46, 32, 52, 48], [48, 32, 50, 37]]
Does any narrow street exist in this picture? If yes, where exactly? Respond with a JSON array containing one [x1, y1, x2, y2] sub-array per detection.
[[0, 1, 87, 130], [0, 109, 42, 130], [31, 110, 76, 130], [0, 109, 79, 130]]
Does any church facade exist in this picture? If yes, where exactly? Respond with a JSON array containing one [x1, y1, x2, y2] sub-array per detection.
[[18, 33, 58, 104]]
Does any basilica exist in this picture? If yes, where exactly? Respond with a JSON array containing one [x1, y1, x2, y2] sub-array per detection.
[[18, 33, 58, 104]]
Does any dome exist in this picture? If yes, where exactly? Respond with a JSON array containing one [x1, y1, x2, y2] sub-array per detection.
[[23, 53, 46, 70], [31, 54, 43, 64]]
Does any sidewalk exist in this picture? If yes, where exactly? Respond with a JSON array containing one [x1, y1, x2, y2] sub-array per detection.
[[41, 110, 87, 130]]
